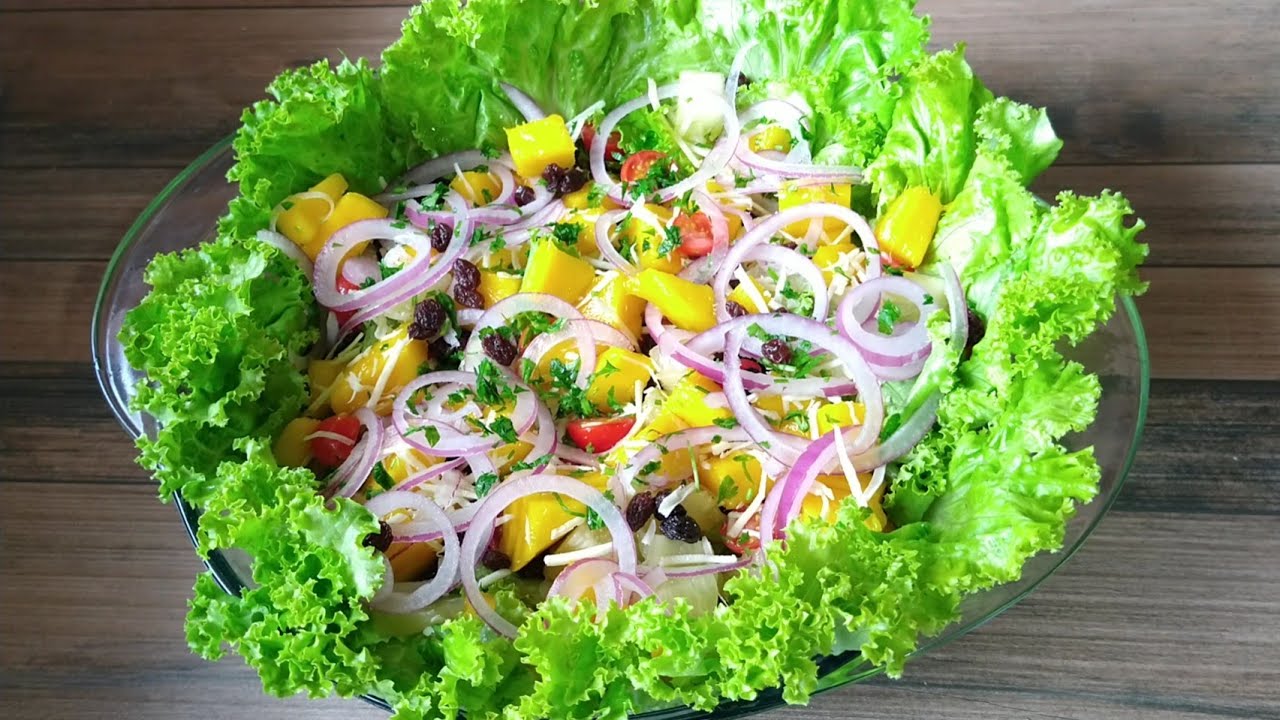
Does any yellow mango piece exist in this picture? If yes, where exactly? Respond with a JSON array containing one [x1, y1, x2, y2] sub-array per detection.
[[505, 115, 576, 179], [307, 358, 346, 405], [666, 373, 732, 428], [875, 187, 942, 269], [449, 171, 503, 206], [628, 268, 716, 332], [387, 541, 438, 582], [586, 347, 653, 410], [330, 328, 431, 415], [273, 417, 321, 468], [726, 272, 769, 314], [816, 401, 866, 435], [380, 447, 439, 484], [561, 209, 602, 256], [779, 182, 853, 238], [609, 408, 691, 479], [520, 239, 597, 305], [697, 452, 761, 508], [622, 205, 682, 274], [478, 269, 523, 309], [464, 591, 497, 618], [277, 174, 349, 251], [562, 185, 593, 210], [578, 272, 646, 340], [311, 173, 349, 202], [798, 474, 887, 531], [307, 192, 389, 260], [811, 243, 857, 285], [492, 441, 533, 474], [497, 471, 608, 570], [748, 126, 793, 153]]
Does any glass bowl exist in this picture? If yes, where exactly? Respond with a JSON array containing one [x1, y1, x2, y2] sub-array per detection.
[[92, 139, 1150, 718]]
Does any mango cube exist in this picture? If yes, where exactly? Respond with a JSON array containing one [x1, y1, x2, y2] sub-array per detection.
[[666, 373, 732, 427], [450, 171, 504, 206], [505, 115, 576, 179], [520, 239, 596, 305], [628, 268, 716, 332], [310, 192, 389, 260], [478, 269, 523, 308], [586, 346, 653, 410], [779, 181, 852, 238], [875, 187, 942, 269], [577, 272, 646, 340]]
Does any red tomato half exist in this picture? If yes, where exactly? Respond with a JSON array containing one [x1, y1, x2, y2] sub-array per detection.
[[673, 211, 715, 258], [333, 274, 363, 327], [310, 414, 363, 467], [566, 417, 636, 454], [619, 150, 668, 184], [580, 123, 623, 163]]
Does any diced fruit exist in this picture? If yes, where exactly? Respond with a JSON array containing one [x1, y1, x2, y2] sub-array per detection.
[[726, 272, 769, 314], [811, 243, 857, 285], [330, 328, 431, 415], [492, 441, 533, 474], [387, 542, 438, 582], [748, 126, 793, 153], [566, 417, 636, 453], [579, 123, 623, 164], [816, 401, 865, 435], [628, 268, 716, 332], [276, 173, 349, 252], [308, 192, 389, 260], [311, 173, 349, 202], [463, 591, 497, 618], [666, 373, 732, 427], [609, 408, 690, 480], [577, 272, 647, 340], [478, 269, 523, 308], [562, 185, 593, 210], [380, 447, 438, 485], [307, 358, 347, 405], [796, 474, 887, 530], [449, 171, 503, 206], [779, 181, 853, 238], [560, 209, 602, 255], [497, 471, 608, 570], [274, 417, 320, 467], [697, 452, 760, 508], [875, 187, 942, 269], [505, 115, 576, 179], [621, 205, 682, 274], [680, 487, 725, 538], [310, 414, 363, 467], [520, 239, 596, 305], [586, 347, 653, 410]]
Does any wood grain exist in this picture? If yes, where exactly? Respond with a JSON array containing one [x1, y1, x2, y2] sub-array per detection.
[[2, 482, 1276, 720], [3, 2, 1279, 167]]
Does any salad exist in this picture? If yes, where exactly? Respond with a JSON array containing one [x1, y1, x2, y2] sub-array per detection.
[[119, 1, 1147, 718]]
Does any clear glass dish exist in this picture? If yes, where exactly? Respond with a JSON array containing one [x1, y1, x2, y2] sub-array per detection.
[[92, 138, 1150, 718]]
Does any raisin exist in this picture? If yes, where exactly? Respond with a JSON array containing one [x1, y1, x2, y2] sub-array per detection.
[[429, 222, 453, 252], [625, 492, 657, 531], [453, 259, 481, 290], [761, 339, 793, 365], [455, 287, 485, 309], [512, 185, 536, 206], [739, 356, 764, 374], [480, 546, 510, 571], [658, 505, 702, 543], [409, 298, 446, 340], [964, 307, 986, 361], [481, 333, 518, 366], [516, 555, 546, 580], [362, 520, 394, 553], [737, 73, 751, 88], [725, 300, 748, 318], [542, 163, 588, 196]]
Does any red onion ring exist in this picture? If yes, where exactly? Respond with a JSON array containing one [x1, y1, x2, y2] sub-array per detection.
[[836, 275, 936, 366], [616, 426, 751, 490], [393, 371, 535, 457], [593, 210, 639, 274], [548, 558, 618, 605], [459, 474, 636, 637], [661, 555, 753, 578], [255, 229, 313, 276], [388, 457, 468, 493], [323, 407, 383, 500], [521, 319, 635, 380], [611, 571, 655, 602], [740, 244, 829, 321], [363, 491, 460, 614], [500, 82, 547, 122], [461, 294, 594, 388]]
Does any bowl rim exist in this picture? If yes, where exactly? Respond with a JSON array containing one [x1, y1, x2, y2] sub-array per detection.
[[92, 136, 1151, 718]]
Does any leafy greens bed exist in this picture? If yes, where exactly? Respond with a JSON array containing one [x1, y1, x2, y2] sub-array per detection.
[[118, 1, 1147, 718]]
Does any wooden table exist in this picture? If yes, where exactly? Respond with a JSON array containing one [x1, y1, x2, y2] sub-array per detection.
[[2, 2, 1277, 718]]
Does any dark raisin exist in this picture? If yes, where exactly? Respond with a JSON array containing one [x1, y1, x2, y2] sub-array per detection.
[[761, 339, 793, 365], [739, 356, 764, 374], [737, 73, 751, 88], [625, 492, 657, 531], [637, 333, 657, 355], [542, 163, 588, 196], [429, 222, 453, 252], [453, 259, 481, 290], [362, 521, 394, 553], [725, 300, 748, 319], [658, 505, 702, 543], [963, 306, 986, 361], [512, 185, 535, 206], [455, 287, 485, 309], [480, 546, 510, 571], [516, 555, 546, 580], [481, 333, 518, 366], [409, 298, 446, 340]]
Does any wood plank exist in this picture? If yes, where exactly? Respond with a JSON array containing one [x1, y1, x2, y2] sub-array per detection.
[[2, 482, 1276, 719], [3, 1, 397, 8], [7, 164, 1278, 266], [3, 2, 1278, 167]]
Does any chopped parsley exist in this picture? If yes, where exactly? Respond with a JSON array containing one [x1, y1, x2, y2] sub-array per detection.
[[509, 453, 554, 472], [717, 476, 740, 505], [479, 141, 500, 159], [657, 225, 683, 257], [418, 183, 449, 211], [782, 409, 811, 432], [548, 223, 583, 255], [372, 463, 395, 490], [778, 279, 816, 316], [877, 299, 903, 335], [595, 360, 621, 378], [475, 359, 519, 406], [474, 472, 498, 497], [712, 417, 739, 429], [880, 413, 903, 441]]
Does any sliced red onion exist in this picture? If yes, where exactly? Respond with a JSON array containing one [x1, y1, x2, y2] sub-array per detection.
[[594, 210, 639, 274], [400, 150, 493, 186], [555, 445, 602, 466], [617, 427, 751, 491], [940, 263, 969, 350], [662, 555, 753, 578], [521, 318, 634, 372], [612, 571, 655, 602], [740, 244, 829, 321], [323, 407, 383, 500], [389, 457, 469, 493], [255, 229, 313, 277], [459, 474, 636, 637], [393, 371, 535, 457], [846, 392, 940, 475], [548, 558, 618, 603], [675, 191, 731, 285], [340, 253, 380, 287], [462, 294, 593, 387], [378, 182, 442, 204], [364, 492, 460, 614], [835, 275, 935, 366], [501, 82, 547, 122], [721, 328, 811, 465], [758, 431, 835, 550]]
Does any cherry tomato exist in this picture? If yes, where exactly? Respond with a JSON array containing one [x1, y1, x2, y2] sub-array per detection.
[[722, 515, 761, 555], [333, 274, 362, 327], [566, 417, 636, 454], [673, 211, 715, 258], [310, 414, 363, 467], [580, 123, 623, 163], [619, 150, 668, 184]]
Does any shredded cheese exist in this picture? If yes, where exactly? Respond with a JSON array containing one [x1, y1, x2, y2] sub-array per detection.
[[478, 568, 513, 589], [549, 517, 585, 543], [658, 554, 741, 567], [544, 542, 614, 567], [727, 466, 769, 538], [658, 482, 696, 517], [304, 430, 356, 445], [831, 426, 867, 507], [733, 266, 771, 312], [366, 337, 410, 412]]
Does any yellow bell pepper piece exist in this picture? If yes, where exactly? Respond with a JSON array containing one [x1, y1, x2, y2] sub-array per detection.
[[666, 373, 732, 427], [726, 272, 770, 314], [520, 239, 597, 305], [585, 347, 653, 409], [330, 328, 431, 415], [622, 205, 682, 274], [497, 471, 608, 570], [875, 187, 942, 269], [697, 452, 761, 508], [307, 357, 346, 405], [310, 173, 349, 202], [478, 269, 523, 309], [748, 126, 793, 153], [306, 192, 389, 261], [505, 115, 576, 179], [273, 417, 321, 467], [450, 171, 503, 206], [628, 269, 716, 332], [811, 243, 857, 285], [277, 173, 349, 253], [816, 401, 865, 435], [779, 181, 852, 238], [578, 272, 646, 340]]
